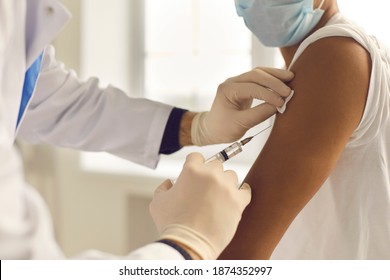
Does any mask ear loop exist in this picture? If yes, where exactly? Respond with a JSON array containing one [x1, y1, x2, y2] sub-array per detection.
[[317, 0, 325, 10]]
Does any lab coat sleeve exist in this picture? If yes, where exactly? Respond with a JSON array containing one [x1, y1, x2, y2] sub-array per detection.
[[0, 141, 65, 259], [17, 45, 173, 168], [0, 145, 185, 259]]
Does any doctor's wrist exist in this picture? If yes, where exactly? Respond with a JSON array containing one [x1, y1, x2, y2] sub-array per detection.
[[157, 239, 202, 260], [179, 111, 197, 147]]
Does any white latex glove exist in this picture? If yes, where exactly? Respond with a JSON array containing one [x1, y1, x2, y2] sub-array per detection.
[[149, 153, 251, 260], [191, 67, 294, 145]]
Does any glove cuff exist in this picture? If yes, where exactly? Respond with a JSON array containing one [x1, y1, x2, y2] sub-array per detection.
[[160, 224, 219, 260], [191, 112, 214, 146]]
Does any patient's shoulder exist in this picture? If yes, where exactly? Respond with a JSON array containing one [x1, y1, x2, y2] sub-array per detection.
[[291, 35, 371, 80], [286, 36, 371, 130], [291, 35, 371, 85]]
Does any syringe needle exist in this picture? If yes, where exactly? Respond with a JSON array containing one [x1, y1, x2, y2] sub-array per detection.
[[240, 124, 273, 146], [240, 136, 253, 146]]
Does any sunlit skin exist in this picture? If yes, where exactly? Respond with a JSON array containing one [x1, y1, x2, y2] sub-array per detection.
[[219, 0, 372, 259]]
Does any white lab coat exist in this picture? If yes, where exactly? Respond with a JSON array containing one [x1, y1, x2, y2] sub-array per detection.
[[0, 0, 183, 259]]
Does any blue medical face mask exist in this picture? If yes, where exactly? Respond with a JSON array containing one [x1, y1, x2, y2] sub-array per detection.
[[235, 0, 325, 47]]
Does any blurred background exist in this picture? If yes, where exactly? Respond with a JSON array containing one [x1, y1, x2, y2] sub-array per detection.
[[17, 0, 390, 257]]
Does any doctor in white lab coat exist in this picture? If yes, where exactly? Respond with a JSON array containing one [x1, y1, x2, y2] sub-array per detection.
[[0, 0, 294, 260]]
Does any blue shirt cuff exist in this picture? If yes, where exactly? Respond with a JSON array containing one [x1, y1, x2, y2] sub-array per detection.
[[159, 108, 187, 155]]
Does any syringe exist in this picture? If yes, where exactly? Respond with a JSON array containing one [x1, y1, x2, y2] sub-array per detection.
[[204, 124, 272, 164], [170, 125, 272, 184]]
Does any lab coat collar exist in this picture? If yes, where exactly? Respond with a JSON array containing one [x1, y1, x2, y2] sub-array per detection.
[[26, 0, 71, 68]]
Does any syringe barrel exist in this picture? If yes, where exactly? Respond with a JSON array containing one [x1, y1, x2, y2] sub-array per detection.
[[205, 142, 243, 163]]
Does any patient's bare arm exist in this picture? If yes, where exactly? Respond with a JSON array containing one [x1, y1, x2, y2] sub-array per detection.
[[219, 37, 371, 259]]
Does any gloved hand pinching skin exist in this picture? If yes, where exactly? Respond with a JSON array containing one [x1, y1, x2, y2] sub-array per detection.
[[149, 152, 251, 260], [191, 67, 294, 145]]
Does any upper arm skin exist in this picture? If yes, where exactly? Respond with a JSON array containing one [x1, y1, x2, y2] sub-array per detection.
[[219, 37, 371, 259]]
